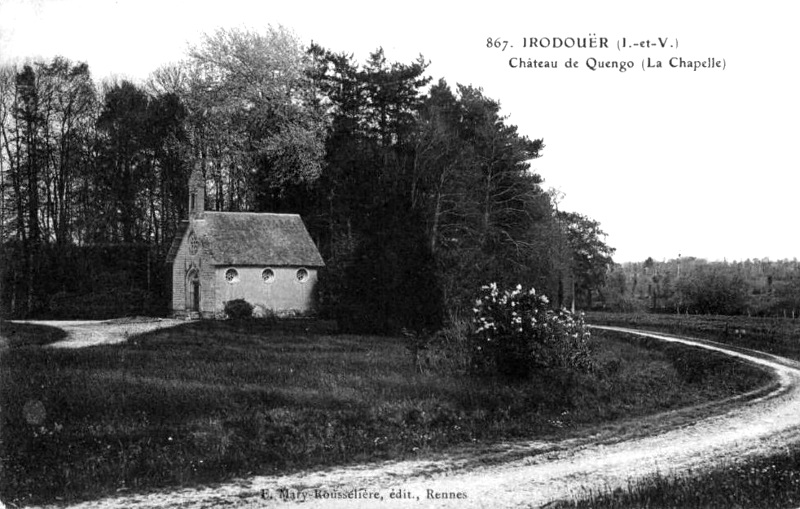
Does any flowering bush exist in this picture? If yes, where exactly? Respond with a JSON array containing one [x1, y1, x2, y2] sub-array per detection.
[[471, 283, 594, 378]]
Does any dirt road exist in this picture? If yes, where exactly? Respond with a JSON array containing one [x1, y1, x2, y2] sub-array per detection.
[[33, 324, 800, 508], [30, 317, 186, 348]]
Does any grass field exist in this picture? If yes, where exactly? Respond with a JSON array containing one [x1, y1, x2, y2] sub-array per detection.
[[0, 319, 772, 506]]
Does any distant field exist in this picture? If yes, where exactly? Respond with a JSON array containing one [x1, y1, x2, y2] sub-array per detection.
[[587, 311, 800, 361], [0, 320, 772, 506]]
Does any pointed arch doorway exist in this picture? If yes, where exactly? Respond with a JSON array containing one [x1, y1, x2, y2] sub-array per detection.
[[187, 269, 200, 312]]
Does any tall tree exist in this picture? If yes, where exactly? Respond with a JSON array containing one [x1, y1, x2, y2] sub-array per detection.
[[14, 64, 43, 246], [0, 64, 22, 244], [147, 91, 188, 246], [303, 45, 369, 260], [413, 81, 557, 310], [306, 45, 437, 332], [558, 210, 616, 308], [95, 80, 151, 243], [185, 26, 327, 212], [412, 79, 469, 254], [38, 58, 96, 245], [1, 59, 98, 313]]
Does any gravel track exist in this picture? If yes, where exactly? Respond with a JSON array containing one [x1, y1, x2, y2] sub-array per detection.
[[33, 318, 186, 348], [26, 323, 800, 508]]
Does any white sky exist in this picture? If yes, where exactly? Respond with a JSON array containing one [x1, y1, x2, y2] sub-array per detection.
[[1, 0, 798, 263]]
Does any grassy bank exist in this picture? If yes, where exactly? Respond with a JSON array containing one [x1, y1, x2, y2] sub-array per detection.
[[554, 450, 800, 509], [587, 311, 800, 361], [0, 320, 771, 505]]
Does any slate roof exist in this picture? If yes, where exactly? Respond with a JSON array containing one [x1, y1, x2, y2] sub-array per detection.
[[191, 212, 324, 267]]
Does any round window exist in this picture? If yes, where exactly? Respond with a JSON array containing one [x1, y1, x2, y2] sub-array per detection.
[[225, 268, 239, 283], [262, 268, 275, 283], [296, 268, 309, 283], [189, 233, 199, 255]]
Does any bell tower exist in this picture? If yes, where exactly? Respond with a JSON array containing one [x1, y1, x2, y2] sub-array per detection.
[[188, 161, 205, 219]]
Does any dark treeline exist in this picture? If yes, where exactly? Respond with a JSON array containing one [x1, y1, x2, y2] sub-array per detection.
[[0, 26, 614, 326], [600, 257, 800, 317]]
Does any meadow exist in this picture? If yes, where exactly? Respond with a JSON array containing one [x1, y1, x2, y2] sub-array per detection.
[[0, 319, 772, 506]]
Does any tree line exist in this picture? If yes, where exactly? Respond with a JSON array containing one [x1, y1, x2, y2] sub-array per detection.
[[601, 257, 800, 317], [0, 26, 615, 326]]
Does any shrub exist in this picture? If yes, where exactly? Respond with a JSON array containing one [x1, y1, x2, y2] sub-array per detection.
[[252, 305, 278, 323], [224, 299, 254, 319], [402, 311, 473, 375], [430, 312, 473, 374], [470, 283, 594, 379]]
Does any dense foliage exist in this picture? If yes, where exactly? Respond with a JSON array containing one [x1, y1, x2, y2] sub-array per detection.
[[0, 242, 165, 318], [0, 27, 616, 326]]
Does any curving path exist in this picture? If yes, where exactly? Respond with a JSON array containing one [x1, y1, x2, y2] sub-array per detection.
[[33, 318, 186, 348], [35, 325, 800, 509]]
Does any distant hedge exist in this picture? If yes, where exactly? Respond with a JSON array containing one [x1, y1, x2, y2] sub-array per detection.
[[1, 242, 168, 319]]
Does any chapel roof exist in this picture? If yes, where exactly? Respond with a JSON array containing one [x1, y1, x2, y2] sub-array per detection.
[[190, 212, 324, 267]]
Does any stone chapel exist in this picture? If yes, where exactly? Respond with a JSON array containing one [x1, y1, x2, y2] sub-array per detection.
[[166, 165, 324, 318]]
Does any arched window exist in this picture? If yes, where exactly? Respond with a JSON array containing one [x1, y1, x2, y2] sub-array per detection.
[[188, 233, 199, 255], [262, 268, 275, 283]]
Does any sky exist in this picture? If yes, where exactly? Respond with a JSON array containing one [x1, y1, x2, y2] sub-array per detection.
[[0, 0, 797, 263]]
